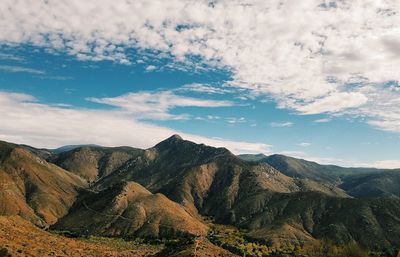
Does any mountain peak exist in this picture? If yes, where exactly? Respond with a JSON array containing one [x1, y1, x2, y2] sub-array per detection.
[[169, 134, 183, 140]]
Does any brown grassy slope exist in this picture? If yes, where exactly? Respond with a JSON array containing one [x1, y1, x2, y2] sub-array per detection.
[[54, 181, 208, 238], [0, 216, 162, 257], [50, 146, 143, 182], [0, 141, 86, 227]]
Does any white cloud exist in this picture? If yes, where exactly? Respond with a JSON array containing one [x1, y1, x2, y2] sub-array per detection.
[[297, 142, 311, 147], [1, 0, 400, 132], [207, 115, 220, 120], [0, 65, 45, 74], [178, 83, 234, 94], [145, 65, 156, 72], [226, 117, 246, 124], [295, 92, 368, 115], [270, 121, 293, 128], [87, 90, 233, 120], [314, 118, 331, 123], [0, 91, 271, 154]]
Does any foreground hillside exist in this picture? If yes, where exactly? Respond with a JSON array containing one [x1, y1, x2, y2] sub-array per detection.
[[0, 141, 86, 227], [0, 216, 234, 257], [0, 216, 161, 256]]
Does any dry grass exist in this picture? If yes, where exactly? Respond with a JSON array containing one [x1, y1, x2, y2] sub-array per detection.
[[0, 216, 163, 257]]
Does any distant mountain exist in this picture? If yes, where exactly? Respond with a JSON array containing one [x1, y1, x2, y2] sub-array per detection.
[[241, 154, 400, 199], [236, 153, 267, 162], [0, 140, 86, 227], [340, 171, 400, 198], [52, 144, 100, 154]]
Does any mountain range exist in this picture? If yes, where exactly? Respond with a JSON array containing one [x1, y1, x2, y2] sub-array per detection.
[[0, 135, 399, 256]]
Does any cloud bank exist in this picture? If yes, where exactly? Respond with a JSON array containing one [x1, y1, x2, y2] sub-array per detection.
[[1, 0, 400, 132]]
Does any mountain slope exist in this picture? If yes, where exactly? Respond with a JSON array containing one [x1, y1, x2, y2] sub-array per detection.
[[50, 146, 143, 182], [88, 136, 400, 251], [94, 135, 347, 218], [258, 154, 341, 183], [54, 181, 207, 238], [0, 141, 86, 227], [2, 136, 400, 252], [230, 190, 400, 251], [256, 154, 399, 183], [340, 171, 400, 198]]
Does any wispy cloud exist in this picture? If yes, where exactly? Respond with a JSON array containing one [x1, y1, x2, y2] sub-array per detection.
[[0, 65, 45, 75], [296, 142, 311, 147], [314, 118, 331, 123], [270, 121, 293, 128], [178, 83, 234, 95], [0, 91, 271, 154], [87, 90, 233, 120], [226, 117, 246, 124], [0, 53, 24, 62]]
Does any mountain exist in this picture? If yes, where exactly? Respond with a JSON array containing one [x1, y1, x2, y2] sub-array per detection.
[[93, 135, 347, 217], [246, 154, 400, 199], [54, 181, 207, 238], [238, 153, 268, 162], [52, 144, 100, 154], [254, 154, 398, 182], [0, 140, 86, 227], [49, 145, 143, 182], [1, 136, 400, 254], [231, 190, 400, 250], [256, 154, 343, 183], [340, 171, 400, 198], [92, 136, 400, 251]]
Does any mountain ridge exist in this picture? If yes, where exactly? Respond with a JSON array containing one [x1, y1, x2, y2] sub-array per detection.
[[1, 136, 400, 254]]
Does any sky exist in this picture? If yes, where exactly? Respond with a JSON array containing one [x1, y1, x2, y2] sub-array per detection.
[[0, 0, 400, 168]]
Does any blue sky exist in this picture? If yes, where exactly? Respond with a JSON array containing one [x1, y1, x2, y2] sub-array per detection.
[[0, 0, 400, 168]]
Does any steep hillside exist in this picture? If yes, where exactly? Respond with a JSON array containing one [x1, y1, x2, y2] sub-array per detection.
[[0, 141, 86, 227], [259, 154, 341, 183], [231, 190, 400, 252], [50, 146, 143, 182], [340, 171, 400, 198], [54, 181, 207, 238]]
